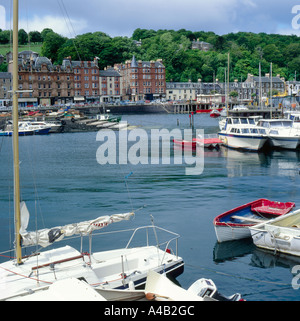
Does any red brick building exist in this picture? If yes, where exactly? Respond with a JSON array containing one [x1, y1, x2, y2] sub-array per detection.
[[115, 56, 166, 101], [69, 57, 100, 103], [16, 56, 74, 107]]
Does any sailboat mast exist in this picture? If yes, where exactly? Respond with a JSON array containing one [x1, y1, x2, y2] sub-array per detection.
[[12, 0, 22, 265]]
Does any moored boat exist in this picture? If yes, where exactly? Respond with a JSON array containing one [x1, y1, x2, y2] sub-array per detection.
[[257, 119, 300, 150], [210, 109, 221, 118], [173, 134, 222, 150], [213, 199, 295, 243], [250, 209, 300, 257]]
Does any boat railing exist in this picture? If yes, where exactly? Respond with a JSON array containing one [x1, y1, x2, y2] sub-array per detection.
[[0, 225, 180, 265], [124, 225, 180, 260]]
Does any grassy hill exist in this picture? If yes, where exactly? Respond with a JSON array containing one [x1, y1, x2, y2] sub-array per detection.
[[0, 43, 43, 57]]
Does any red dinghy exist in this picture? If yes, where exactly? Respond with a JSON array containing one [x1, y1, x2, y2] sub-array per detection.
[[213, 199, 295, 243]]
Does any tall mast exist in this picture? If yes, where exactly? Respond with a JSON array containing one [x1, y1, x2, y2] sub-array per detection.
[[12, 0, 22, 265], [270, 62, 273, 119], [227, 52, 230, 116]]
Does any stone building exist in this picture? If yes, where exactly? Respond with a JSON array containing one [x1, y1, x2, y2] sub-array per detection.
[[0, 72, 12, 106], [99, 67, 122, 103]]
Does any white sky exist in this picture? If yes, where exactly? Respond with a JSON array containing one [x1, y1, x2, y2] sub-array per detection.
[[0, 0, 300, 38]]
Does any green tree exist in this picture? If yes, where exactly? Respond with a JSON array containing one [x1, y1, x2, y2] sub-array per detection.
[[0, 30, 10, 44], [29, 31, 42, 43], [18, 29, 28, 45], [41, 31, 66, 63]]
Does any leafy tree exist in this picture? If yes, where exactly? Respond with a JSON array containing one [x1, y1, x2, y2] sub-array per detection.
[[18, 29, 28, 45], [29, 31, 42, 43], [41, 28, 54, 41], [41, 31, 66, 63], [0, 30, 11, 44]]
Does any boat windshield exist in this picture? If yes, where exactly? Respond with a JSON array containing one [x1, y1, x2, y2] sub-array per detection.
[[233, 118, 240, 124], [240, 118, 248, 124], [269, 121, 292, 128]]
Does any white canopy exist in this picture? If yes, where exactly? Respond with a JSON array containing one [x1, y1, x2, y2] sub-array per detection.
[[20, 211, 134, 248]]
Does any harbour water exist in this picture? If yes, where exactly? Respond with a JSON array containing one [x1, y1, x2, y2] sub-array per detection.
[[0, 113, 300, 301]]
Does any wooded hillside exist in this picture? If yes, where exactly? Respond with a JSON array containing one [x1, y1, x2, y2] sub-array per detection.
[[0, 28, 299, 82]]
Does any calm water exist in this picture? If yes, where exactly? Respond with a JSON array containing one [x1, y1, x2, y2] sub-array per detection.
[[1, 113, 300, 301]]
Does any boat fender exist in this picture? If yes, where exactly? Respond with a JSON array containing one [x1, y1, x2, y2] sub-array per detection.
[[48, 228, 64, 244]]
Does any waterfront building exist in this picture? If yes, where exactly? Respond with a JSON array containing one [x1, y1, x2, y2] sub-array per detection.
[[243, 73, 285, 104], [0, 72, 12, 102], [167, 80, 223, 103], [99, 67, 122, 103], [286, 81, 300, 96], [114, 56, 166, 101], [69, 57, 100, 104], [12, 56, 74, 107]]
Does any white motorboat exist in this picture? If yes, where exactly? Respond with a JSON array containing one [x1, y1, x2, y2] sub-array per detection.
[[0, 122, 34, 136], [19, 121, 51, 134], [284, 110, 300, 129], [2, 120, 51, 135], [250, 209, 300, 257], [218, 117, 268, 151], [0, 0, 184, 301], [257, 119, 300, 150], [29, 120, 62, 133]]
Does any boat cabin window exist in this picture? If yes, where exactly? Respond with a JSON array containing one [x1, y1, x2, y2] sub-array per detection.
[[281, 121, 292, 127], [230, 128, 240, 133], [250, 128, 258, 134], [233, 118, 240, 124], [270, 130, 279, 135], [240, 118, 248, 124], [227, 118, 232, 124], [241, 128, 249, 133], [248, 119, 255, 125], [259, 129, 266, 135]]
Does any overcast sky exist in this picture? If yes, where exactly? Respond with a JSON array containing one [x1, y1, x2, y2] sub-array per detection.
[[1, 0, 300, 38]]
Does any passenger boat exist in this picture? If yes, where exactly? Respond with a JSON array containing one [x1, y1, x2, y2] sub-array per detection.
[[213, 199, 295, 243], [250, 209, 300, 257], [257, 119, 300, 150]]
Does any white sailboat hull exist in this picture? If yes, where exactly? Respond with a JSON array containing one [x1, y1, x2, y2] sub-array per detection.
[[0, 244, 184, 300]]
